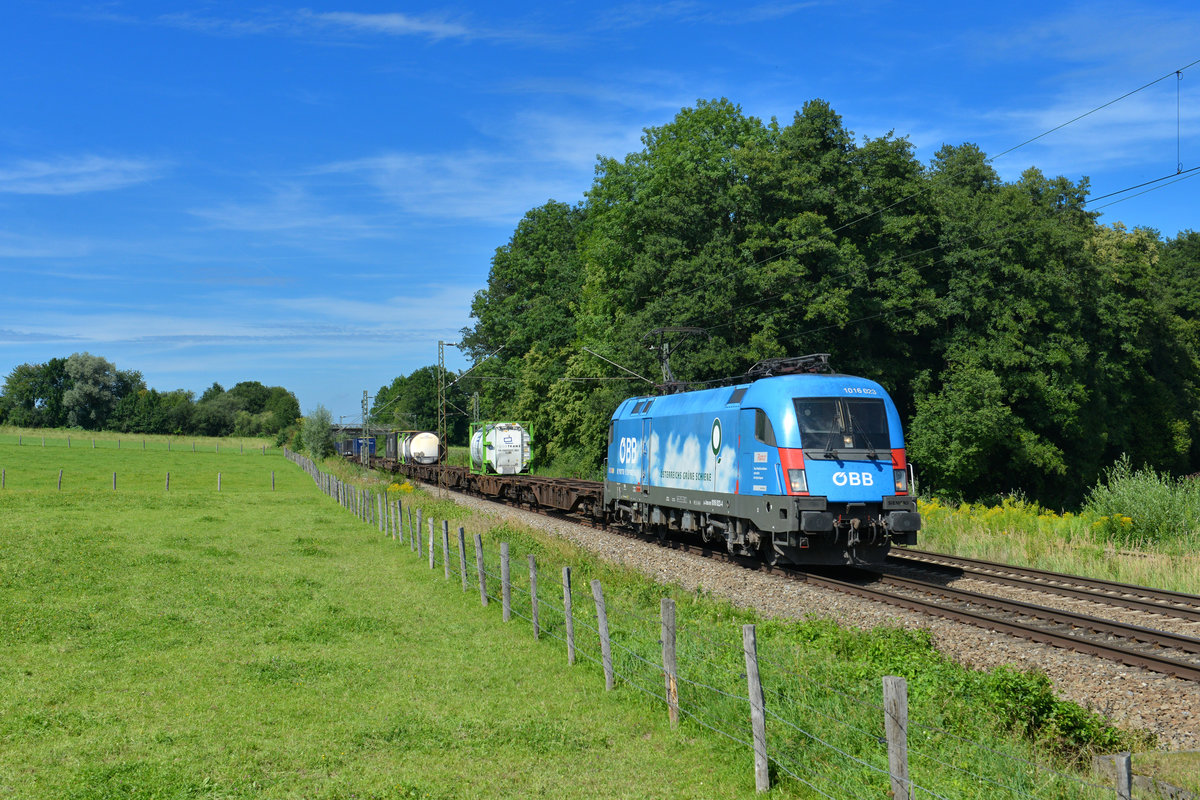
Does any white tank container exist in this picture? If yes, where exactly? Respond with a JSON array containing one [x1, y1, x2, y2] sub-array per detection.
[[470, 423, 531, 474], [401, 431, 442, 464]]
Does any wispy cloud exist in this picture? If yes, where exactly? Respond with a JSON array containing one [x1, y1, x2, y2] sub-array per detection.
[[102, 8, 561, 47], [307, 11, 472, 41], [0, 155, 164, 195], [597, 1, 816, 30], [188, 185, 386, 238], [0, 230, 92, 258]]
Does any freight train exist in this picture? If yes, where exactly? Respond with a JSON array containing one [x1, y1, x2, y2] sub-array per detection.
[[363, 355, 920, 566]]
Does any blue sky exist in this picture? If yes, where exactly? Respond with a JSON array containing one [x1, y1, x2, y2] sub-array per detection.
[[2, 1, 1198, 421]]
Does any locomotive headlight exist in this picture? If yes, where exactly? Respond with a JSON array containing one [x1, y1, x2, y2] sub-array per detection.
[[788, 469, 808, 493], [894, 469, 908, 493]]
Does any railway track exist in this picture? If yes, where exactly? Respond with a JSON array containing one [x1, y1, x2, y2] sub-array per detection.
[[398, 467, 1200, 683], [889, 548, 1200, 623]]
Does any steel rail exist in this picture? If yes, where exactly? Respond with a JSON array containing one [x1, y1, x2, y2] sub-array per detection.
[[786, 569, 1200, 683], [891, 550, 1200, 621]]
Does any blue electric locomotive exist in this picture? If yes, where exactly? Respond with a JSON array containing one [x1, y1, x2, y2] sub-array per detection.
[[603, 356, 920, 566]]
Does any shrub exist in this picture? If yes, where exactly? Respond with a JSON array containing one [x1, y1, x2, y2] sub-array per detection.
[[1084, 455, 1200, 545]]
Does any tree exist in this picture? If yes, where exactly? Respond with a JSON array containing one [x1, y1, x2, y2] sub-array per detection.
[[61, 353, 143, 430], [0, 358, 71, 427], [263, 387, 301, 433], [199, 382, 225, 404], [302, 405, 335, 458], [228, 381, 271, 413]]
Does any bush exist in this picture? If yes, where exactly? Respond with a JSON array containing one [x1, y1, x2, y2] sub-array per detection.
[[301, 405, 335, 459], [1084, 455, 1200, 545]]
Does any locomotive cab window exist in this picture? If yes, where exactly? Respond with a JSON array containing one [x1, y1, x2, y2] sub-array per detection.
[[753, 409, 777, 446], [794, 398, 889, 456]]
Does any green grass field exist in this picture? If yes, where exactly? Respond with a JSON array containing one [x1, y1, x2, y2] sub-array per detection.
[[0, 437, 760, 798]]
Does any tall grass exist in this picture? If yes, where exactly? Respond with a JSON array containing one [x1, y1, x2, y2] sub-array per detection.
[[915, 460, 1200, 594]]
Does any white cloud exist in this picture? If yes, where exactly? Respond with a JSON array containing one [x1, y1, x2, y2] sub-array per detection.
[[316, 150, 582, 225], [188, 185, 386, 238], [0, 155, 164, 195], [308, 11, 472, 40], [0, 231, 92, 258]]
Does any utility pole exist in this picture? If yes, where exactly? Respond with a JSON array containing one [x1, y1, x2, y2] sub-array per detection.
[[472, 392, 480, 423], [361, 390, 369, 466]]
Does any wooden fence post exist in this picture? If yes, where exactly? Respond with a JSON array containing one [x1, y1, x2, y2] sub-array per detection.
[[591, 580, 614, 690], [272, 471, 275, 491], [396, 500, 404, 543], [57, 469, 62, 490], [474, 533, 488, 606], [165, 473, 169, 491], [428, 519, 436, 570], [662, 598, 679, 728], [218, 473, 222, 491], [2, 469, 5, 489], [410, 508, 416, 552], [415, 509, 423, 557], [501, 542, 512, 621], [457, 527, 468, 591], [743, 624, 770, 793], [563, 567, 575, 665], [528, 554, 540, 639], [1115, 753, 1132, 800], [441, 521, 450, 579], [114, 472, 118, 491], [883, 676, 910, 800], [68, 435, 71, 448]]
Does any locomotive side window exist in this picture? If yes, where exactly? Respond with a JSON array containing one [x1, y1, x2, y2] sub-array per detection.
[[794, 398, 890, 454], [753, 409, 777, 446], [608, 421, 614, 446]]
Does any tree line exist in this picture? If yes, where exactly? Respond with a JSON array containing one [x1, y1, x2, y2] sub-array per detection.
[[0, 352, 301, 439], [378, 97, 1198, 505]]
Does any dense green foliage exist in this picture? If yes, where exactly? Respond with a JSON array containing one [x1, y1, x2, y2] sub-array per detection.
[[450, 97, 1199, 504], [0, 355, 300, 439]]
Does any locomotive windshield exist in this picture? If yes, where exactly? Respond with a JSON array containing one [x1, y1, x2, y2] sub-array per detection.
[[794, 398, 890, 457]]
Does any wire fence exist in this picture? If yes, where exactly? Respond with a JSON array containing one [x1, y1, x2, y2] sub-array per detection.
[[286, 449, 1134, 800]]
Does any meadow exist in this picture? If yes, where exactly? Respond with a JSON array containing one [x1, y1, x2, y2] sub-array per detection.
[[0, 433, 758, 798]]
